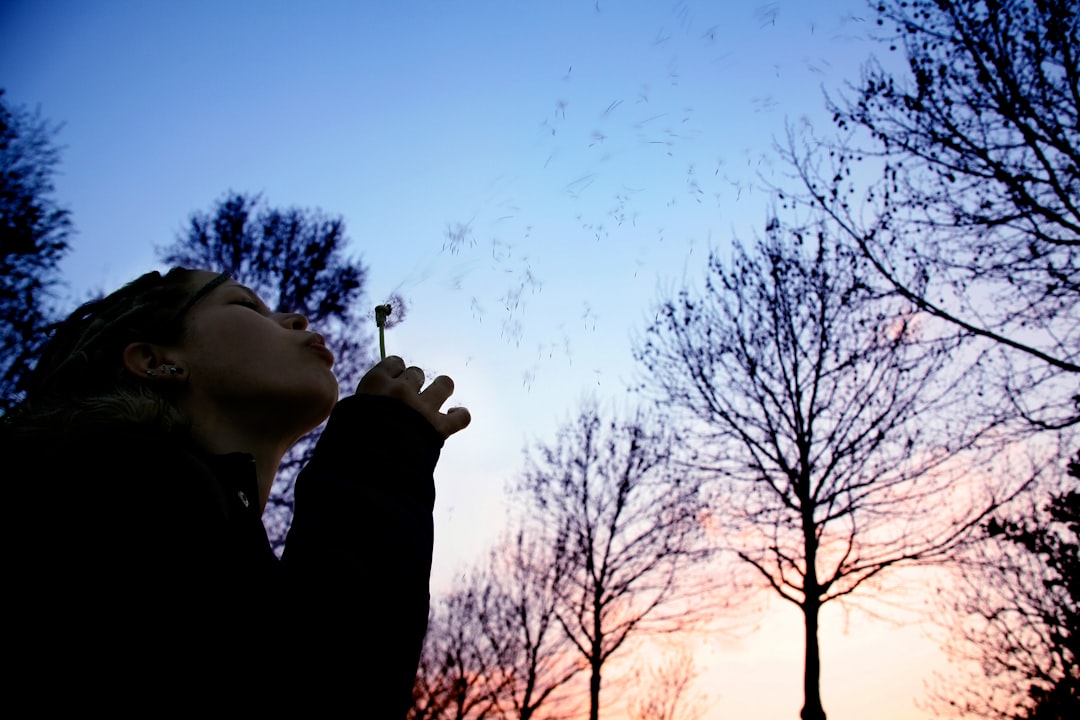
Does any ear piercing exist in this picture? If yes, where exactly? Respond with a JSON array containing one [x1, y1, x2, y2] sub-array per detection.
[[146, 364, 183, 377]]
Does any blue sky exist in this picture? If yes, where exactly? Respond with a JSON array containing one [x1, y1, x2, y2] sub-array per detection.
[[2, 1, 945, 717]]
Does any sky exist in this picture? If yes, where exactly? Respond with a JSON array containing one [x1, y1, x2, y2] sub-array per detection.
[[1, 1, 955, 717]]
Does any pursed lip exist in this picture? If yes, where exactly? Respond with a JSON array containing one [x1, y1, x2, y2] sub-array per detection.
[[306, 333, 335, 365]]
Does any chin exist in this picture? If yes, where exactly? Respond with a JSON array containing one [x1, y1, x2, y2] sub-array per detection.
[[317, 378, 340, 417], [288, 376, 339, 434]]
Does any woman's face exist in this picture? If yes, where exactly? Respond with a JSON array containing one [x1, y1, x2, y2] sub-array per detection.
[[171, 271, 339, 440]]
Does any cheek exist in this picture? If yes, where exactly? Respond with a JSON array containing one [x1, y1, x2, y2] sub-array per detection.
[[183, 332, 264, 382], [189, 317, 270, 359]]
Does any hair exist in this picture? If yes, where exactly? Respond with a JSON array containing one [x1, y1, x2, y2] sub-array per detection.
[[4, 266, 223, 437]]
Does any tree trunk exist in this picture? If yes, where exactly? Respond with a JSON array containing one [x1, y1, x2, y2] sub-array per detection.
[[802, 492, 826, 720], [589, 659, 601, 720], [801, 598, 827, 720]]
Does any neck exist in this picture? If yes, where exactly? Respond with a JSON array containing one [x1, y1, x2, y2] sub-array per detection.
[[188, 421, 292, 511], [177, 393, 323, 511]]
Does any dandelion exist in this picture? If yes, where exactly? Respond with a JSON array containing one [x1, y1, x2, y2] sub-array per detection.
[[373, 292, 408, 360], [375, 304, 391, 360]]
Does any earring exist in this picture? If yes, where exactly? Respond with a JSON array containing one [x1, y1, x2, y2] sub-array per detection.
[[146, 364, 183, 377]]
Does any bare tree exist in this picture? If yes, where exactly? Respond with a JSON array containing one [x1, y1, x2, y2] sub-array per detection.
[[515, 398, 713, 720], [474, 527, 588, 720], [634, 215, 1023, 720], [628, 646, 708, 720], [764, 2, 1078, 711], [783, 0, 1079, 428], [410, 579, 501, 720], [925, 450, 1079, 719], [412, 526, 586, 720]]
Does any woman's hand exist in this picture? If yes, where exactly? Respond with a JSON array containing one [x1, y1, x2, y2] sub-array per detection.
[[355, 355, 471, 439]]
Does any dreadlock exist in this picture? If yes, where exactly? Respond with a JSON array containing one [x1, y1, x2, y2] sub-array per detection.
[[4, 267, 225, 436]]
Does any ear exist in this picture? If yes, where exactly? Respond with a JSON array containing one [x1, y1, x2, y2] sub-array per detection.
[[122, 342, 187, 382]]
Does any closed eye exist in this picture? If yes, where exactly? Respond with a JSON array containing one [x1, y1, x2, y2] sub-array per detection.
[[226, 285, 271, 313]]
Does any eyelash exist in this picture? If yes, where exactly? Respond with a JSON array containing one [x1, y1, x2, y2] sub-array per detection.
[[233, 300, 261, 311]]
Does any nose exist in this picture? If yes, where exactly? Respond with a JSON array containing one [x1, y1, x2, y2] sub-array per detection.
[[279, 312, 308, 331]]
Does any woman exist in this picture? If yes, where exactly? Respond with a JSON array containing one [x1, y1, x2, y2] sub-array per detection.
[[3, 267, 470, 715]]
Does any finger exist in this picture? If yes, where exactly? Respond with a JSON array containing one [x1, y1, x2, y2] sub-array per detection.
[[402, 365, 425, 389], [418, 375, 455, 408], [440, 406, 472, 436], [379, 355, 407, 376], [356, 355, 406, 395]]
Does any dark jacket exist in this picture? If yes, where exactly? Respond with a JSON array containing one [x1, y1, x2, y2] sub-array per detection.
[[4, 393, 443, 717]]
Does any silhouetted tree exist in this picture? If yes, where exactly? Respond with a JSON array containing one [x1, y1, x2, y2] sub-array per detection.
[[928, 451, 1078, 719], [628, 647, 707, 720], [515, 399, 713, 720], [635, 216, 1022, 720], [784, 0, 1079, 428], [0, 91, 72, 414], [474, 527, 588, 719], [158, 191, 371, 547], [410, 580, 500, 720], [413, 523, 588, 720]]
